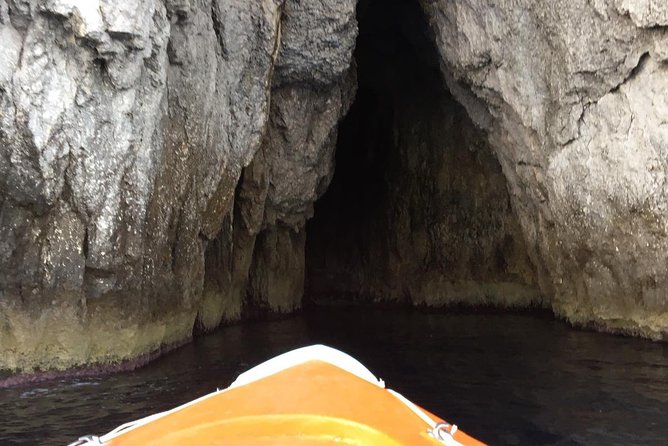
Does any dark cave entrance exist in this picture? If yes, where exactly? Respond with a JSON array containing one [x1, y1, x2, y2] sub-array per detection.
[[305, 0, 540, 306]]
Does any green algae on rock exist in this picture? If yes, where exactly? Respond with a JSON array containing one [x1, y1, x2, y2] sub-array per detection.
[[1, 0, 668, 376]]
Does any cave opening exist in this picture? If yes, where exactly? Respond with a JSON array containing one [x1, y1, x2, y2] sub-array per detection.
[[305, 0, 540, 307]]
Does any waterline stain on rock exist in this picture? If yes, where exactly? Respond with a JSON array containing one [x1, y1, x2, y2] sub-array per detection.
[[1, 0, 668, 378]]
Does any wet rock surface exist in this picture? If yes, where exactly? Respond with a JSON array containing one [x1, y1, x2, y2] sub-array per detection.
[[1, 0, 667, 375], [0, 0, 356, 373], [420, 0, 668, 337]]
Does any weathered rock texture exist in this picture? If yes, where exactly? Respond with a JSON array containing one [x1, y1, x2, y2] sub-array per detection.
[[201, 61, 356, 326], [419, 0, 668, 338], [1, 0, 667, 374], [306, 0, 541, 309], [0, 0, 356, 373]]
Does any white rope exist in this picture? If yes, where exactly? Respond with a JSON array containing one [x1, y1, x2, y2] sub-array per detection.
[[387, 389, 463, 446], [66, 435, 103, 446]]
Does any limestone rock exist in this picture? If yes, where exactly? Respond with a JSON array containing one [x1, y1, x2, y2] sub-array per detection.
[[199, 3, 358, 323], [421, 0, 668, 338], [0, 0, 357, 373], [2, 0, 668, 377], [273, 0, 357, 86]]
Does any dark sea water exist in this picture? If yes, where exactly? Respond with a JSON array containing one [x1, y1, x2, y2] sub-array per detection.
[[0, 306, 666, 445]]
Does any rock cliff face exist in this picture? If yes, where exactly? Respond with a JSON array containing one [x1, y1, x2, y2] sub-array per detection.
[[0, 0, 666, 374], [419, 0, 668, 338], [0, 0, 356, 373]]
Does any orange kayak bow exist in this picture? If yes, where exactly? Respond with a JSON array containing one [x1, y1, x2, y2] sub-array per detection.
[[69, 345, 485, 446]]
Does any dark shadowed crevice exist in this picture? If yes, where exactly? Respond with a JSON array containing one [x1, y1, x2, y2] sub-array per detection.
[[305, 0, 541, 308]]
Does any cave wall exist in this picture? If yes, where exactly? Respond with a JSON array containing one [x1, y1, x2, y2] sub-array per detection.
[[0, 0, 356, 373], [306, 0, 541, 308], [1, 0, 667, 374], [420, 0, 668, 338], [201, 68, 356, 325]]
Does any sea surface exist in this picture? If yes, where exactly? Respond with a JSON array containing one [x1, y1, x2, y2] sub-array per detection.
[[0, 306, 666, 445]]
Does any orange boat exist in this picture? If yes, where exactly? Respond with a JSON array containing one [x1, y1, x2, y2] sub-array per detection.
[[69, 345, 485, 446]]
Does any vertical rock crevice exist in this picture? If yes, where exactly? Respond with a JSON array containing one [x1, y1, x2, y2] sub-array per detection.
[[0, 0, 358, 374], [197, 0, 358, 329], [420, 0, 668, 338]]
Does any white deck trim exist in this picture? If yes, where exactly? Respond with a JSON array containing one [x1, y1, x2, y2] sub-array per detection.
[[91, 345, 383, 444], [78, 345, 462, 446], [229, 344, 385, 389]]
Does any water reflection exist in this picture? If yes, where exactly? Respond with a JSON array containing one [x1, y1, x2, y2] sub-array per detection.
[[0, 307, 666, 445]]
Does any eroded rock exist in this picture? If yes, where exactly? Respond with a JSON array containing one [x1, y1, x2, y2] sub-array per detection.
[[421, 0, 668, 337], [1, 0, 668, 377], [0, 0, 357, 373], [199, 2, 357, 325]]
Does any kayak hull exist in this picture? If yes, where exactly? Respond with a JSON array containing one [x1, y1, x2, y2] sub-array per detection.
[[74, 345, 485, 446]]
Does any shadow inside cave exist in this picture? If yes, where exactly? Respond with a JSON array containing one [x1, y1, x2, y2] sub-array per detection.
[[305, 0, 540, 307]]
